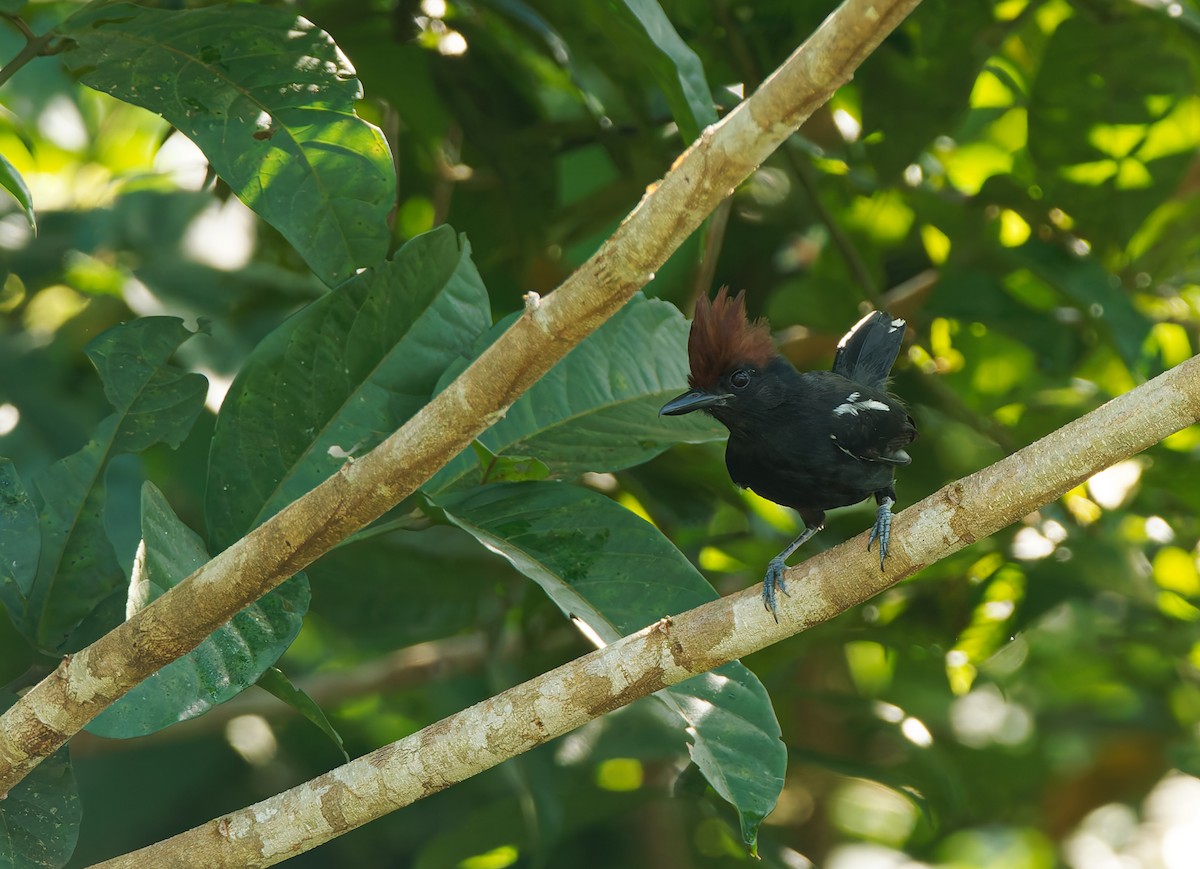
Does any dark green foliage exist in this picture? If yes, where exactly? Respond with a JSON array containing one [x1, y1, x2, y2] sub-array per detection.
[[17, 318, 206, 653]]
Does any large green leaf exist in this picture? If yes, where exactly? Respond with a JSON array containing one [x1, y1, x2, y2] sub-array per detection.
[[616, 0, 716, 142], [24, 318, 206, 652], [84, 319, 208, 452], [0, 459, 38, 627], [0, 151, 35, 234], [0, 694, 80, 869], [86, 483, 309, 739], [425, 294, 724, 494], [206, 226, 491, 550], [60, 3, 395, 286], [436, 481, 784, 847]]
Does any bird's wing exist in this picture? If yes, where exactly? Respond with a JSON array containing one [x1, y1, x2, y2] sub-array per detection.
[[826, 391, 916, 465]]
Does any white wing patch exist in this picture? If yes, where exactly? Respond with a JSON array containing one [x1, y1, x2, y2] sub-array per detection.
[[833, 392, 892, 416]]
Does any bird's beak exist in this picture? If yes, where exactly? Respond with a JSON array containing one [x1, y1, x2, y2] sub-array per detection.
[[659, 389, 731, 416]]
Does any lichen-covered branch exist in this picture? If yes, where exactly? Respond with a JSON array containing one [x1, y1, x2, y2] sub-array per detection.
[[94, 355, 1200, 868], [0, 0, 927, 796]]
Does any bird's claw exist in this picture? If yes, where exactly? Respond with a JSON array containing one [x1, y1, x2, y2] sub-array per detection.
[[867, 502, 893, 570], [762, 556, 790, 622]]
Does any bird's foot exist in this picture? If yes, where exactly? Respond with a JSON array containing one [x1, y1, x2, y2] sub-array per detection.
[[867, 501, 893, 570], [762, 556, 791, 622]]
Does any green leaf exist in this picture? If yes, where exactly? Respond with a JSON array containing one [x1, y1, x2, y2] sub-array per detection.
[[426, 294, 724, 494], [0, 151, 35, 234], [24, 318, 206, 651], [257, 667, 348, 762], [436, 481, 784, 847], [0, 459, 38, 625], [86, 483, 309, 738], [471, 441, 550, 485], [0, 694, 80, 868], [616, 0, 716, 142], [205, 226, 491, 550], [305, 526, 499, 653], [60, 3, 396, 286], [24, 422, 122, 654], [84, 318, 209, 452]]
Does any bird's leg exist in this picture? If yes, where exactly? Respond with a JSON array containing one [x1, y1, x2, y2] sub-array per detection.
[[867, 492, 896, 570], [763, 518, 824, 621]]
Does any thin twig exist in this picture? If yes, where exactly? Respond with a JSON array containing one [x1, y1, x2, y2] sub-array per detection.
[[431, 124, 464, 228], [689, 196, 732, 312], [0, 0, 121, 88], [784, 145, 885, 309], [1, 13, 36, 43], [0, 30, 59, 89]]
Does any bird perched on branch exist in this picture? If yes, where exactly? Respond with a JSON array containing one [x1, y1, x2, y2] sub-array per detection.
[[660, 288, 917, 619]]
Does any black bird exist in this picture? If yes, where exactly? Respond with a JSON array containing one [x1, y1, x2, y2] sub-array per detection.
[[660, 288, 917, 618]]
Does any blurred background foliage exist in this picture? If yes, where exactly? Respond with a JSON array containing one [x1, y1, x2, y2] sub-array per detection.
[[2, 0, 1200, 867]]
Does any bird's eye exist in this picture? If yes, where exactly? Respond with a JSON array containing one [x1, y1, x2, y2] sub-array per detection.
[[731, 369, 752, 389]]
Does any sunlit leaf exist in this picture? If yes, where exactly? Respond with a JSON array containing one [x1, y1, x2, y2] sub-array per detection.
[[206, 226, 490, 550], [860, 0, 995, 175], [1152, 547, 1200, 596], [472, 441, 551, 485], [61, 3, 395, 286], [0, 151, 34, 233], [1028, 15, 1198, 246]]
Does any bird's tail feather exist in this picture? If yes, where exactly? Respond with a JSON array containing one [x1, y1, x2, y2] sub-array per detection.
[[832, 311, 906, 388]]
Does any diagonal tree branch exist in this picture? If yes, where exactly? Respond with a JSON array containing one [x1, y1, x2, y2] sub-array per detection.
[[92, 354, 1200, 868], [0, 0, 927, 795]]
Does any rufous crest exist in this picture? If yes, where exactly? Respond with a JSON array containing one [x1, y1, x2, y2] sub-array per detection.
[[687, 287, 776, 389]]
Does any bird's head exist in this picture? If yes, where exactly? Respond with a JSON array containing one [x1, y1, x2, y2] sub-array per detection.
[[660, 287, 784, 427]]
